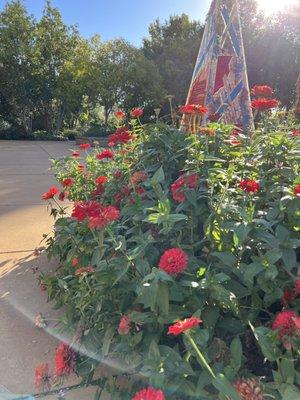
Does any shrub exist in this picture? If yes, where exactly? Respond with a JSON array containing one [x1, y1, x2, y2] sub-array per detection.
[[39, 107, 300, 399]]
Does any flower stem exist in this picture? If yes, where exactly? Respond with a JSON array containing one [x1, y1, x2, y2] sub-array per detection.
[[185, 332, 216, 379]]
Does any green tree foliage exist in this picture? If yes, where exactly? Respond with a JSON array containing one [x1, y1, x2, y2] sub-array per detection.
[[143, 14, 204, 106], [240, 1, 300, 106], [0, 0, 36, 132], [90, 38, 164, 124]]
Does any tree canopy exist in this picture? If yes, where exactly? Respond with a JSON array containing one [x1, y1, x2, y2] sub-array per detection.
[[0, 0, 299, 136]]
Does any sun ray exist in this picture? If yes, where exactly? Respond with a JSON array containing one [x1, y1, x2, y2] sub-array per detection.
[[256, 0, 298, 15]]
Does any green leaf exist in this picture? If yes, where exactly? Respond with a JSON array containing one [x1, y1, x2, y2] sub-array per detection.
[[157, 282, 169, 315], [151, 166, 165, 185], [212, 252, 237, 267], [281, 385, 300, 400], [249, 324, 280, 362], [212, 374, 241, 400], [102, 327, 114, 357], [230, 337, 242, 369]]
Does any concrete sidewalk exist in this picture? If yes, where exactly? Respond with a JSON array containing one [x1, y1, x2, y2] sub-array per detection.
[[0, 141, 97, 399]]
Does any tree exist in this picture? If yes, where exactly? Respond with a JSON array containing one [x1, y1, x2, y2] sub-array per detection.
[[0, 0, 36, 133], [240, 0, 300, 106], [33, 0, 79, 131], [143, 14, 204, 107], [90, 38, 164, 124]]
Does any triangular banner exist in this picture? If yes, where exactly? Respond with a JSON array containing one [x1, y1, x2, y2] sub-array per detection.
[[185, 0, 254, 131]]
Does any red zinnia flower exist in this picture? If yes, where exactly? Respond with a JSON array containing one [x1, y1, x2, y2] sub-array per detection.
[[34, 362, 51, 390], [132, 387, 165, 400], [72, 258, 79, 267], [96, 149, 114, 160], [108, 127, 134, 147], [95, 176, 108, 185], [42, 186, 59, 200], [233, 378, 263, 400], [130, 107, 143, 118], [115, 110, 126, 119], [75, 267, 95, 276], [227, 136, 242, 146], [171, 173, 199, 203], [294, 185, 300, 197], [54, 343, 76, 377], [72, 201, 102, 221], [291, 130, 300, 137], [62, 178, 75, 187], [251, 85, 274, 97], [199, 127, 215, 136], [179, 104, 208, 115], [294, 279, 300, 295], [272, 310, 298, 338], [114, 185, 130, 205], [130, 171, 148, 186], [251, 98, 279, 110], [118, 315, 131, 335], [158, 248, 188, 276], [114, 170, 122, 179], [58, 191, 68, 201], [168, 317, 202, 336], [71, 151, 80, 158], [239, 179, 260, 194], [88, 205, 120, 229], [78, 143, 90, 150]]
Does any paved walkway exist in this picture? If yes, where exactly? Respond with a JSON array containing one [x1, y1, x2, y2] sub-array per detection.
[[0, 141, 96, 399]]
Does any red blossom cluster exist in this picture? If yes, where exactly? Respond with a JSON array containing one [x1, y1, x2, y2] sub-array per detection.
[[78, 143, 91, 150], [250, 84, 279, 111], [282, 279, 300, 305], [158, 248, 188, 276], [171, 173, 199, 203], [62, 177, 75, 187], [96, 149, 114, 160], [71, 150, 80, 158], [272, 310, 300, 341], [179, 104, 208, 115], [199, 127, 215, 136], [88, 205, 120, 229], [239, 179, 260, 194], [72, 201, 120, 229], [118, 315, 131, 335], [114, 185, 130, 205], [54, 343, 76, 377], [129, 171, 148, 187], [95, 175, 108, 185], [108, 127, 134, 147], [251, 98, 279, 110], [291, 130, 300, 137], [41, 186, 59, 200], [34, 362, 51, 390], [251, 85, 274, 97], [233, 378, 263, 400], [130, 107, 144, 118], [114, 110, 125, 119], [132, 387, 165, 400], [294, 184, 300, 197], [168, 317, 202, 336], [75, 267, 95, 276]]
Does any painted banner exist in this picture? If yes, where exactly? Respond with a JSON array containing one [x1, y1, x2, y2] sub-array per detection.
[[185, 0, 254, 130]]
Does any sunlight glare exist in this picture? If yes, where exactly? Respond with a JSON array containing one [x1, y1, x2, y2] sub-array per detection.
[[257, 0, 298, 15]]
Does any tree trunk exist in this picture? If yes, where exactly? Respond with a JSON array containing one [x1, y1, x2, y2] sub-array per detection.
[[55, 105, 64, 134]]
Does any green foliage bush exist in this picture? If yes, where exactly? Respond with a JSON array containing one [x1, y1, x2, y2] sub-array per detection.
[[41, 113, 300, 399]]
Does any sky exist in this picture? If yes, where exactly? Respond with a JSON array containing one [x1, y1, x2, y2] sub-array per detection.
[[0, 0, 211, 46]]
